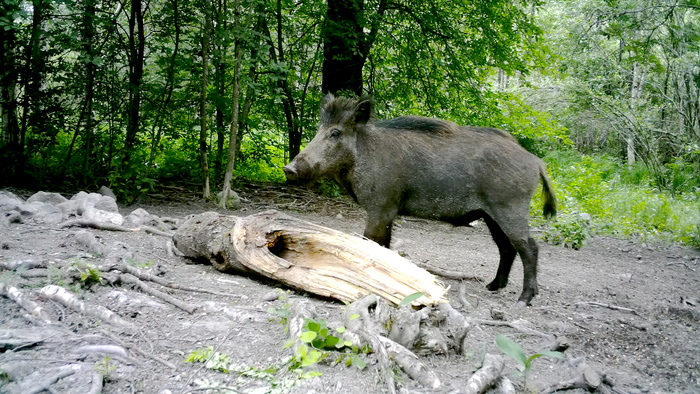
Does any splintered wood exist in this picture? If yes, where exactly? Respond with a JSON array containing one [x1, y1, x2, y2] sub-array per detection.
[[173, 210, 447, 307]]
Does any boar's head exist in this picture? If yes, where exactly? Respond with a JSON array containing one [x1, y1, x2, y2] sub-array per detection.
[[283, 94, 372, 183]]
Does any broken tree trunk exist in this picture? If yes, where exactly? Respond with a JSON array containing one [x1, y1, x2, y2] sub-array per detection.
[[173, 210, 447, 307]]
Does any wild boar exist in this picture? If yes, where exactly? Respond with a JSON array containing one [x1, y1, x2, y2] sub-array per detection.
[[283, 94, 557, 305]]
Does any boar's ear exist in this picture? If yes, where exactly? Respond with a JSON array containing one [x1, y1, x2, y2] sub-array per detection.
[[354, 96, 373, 125], [321, 93, 335, 109]]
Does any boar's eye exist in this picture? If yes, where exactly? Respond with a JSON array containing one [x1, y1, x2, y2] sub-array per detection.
[[328, 128, 340, 138]]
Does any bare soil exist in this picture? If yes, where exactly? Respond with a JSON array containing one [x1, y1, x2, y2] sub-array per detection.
[[1, 183, 699, 394]]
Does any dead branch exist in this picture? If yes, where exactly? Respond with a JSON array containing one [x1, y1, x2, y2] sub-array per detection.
[[377, 335, 442, 389], [418, 263, 481, 281], [102, 331, 176, 369], [39, 285, 135, 330], [166, 240, 184, 257], [458, 281, 473, 311], [0, 283, 52, 324], [173, 210, 447, 307], [463, 353, 506, 394], [474, 318, 555, 341], [61, 219, 133, 232], [137, 226, 174, 237], [73, 344, 140, 365], [113, 263, 240, 298], [0, 259, 48, 270], [87, 372, 103, 394], [575, 301, 639, 315], [119, 274, 197, 314]]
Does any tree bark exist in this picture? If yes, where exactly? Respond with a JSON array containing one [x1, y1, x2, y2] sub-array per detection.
[[172, 210, 447, 307], [0, 0, 21, 181], [199, 0, 213, 199], [219, 0, 243, 208], [123, 0, 145, 167]]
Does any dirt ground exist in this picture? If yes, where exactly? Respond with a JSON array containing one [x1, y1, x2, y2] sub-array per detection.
[[1, 183, 699, 394]]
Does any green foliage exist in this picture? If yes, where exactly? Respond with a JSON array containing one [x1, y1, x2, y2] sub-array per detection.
[[538, 151, 700, 248], [284, 318, 366, 376], [399, 292, 425, 307], [267, 302, 290, 327], [543, 214, 591, 250], [71, 260, 102, 289], [184, 346, 231, 373], [109, 156, 156, 203], [496, 333, 565, 385], [94, 357, 115, 380]]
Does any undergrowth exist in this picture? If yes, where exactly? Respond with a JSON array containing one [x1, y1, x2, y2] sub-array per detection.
[[532, 151, 699, 248]]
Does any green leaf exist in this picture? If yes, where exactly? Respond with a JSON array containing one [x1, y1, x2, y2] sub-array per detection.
[[350, 354, 366, 370], [399, 292, 424, 306], [496, 334, 527, 369], [283, 339, 295, 349], [299, 331, 317, 343], [307, 321, 321, 332], [335, 327, 346, 333], [296, 344, 308, 357], [349, 314, 360, 320], [324, 336, 340, 348], [300, 371, 322, 379]]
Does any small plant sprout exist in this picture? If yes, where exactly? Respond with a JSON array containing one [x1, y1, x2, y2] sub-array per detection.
[[399, 291, 425, 307], [496, 333, 565, 386]]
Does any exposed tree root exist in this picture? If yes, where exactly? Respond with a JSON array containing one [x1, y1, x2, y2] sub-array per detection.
[[102, 331, 177, 369], [0, 283, 52, 324], [0, 259, 48, 271], [376, 335, 442, 389], [575, 301, 639, 315], [109, 263, 240, 298], [418, 263, 481, 281], [474, 318, 555, 341], [87, 372, 104, 394], [137, 226, 174, 237], [73, 344, 140, 365], [61, 219, 133, 232], [541, 364, 607, 393], [463, 353, 505, 394], [21, 364, 80, 394], [39, 285, 136, 330], [119, 274, 197, 314]]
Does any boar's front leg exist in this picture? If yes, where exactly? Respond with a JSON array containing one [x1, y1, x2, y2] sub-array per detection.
[[363, 207, 398, 248]]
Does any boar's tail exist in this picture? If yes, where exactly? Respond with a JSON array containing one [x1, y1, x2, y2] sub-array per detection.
[[539, 164, 557, 219]]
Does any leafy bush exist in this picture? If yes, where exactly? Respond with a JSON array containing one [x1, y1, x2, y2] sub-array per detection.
[[538, 150, 700, 248]]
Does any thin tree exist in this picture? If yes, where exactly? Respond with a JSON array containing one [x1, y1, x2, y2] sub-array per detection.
[[199, 0, 213, 199]]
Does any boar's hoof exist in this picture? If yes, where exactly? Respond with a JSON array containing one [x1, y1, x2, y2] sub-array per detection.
[[485, 278, 507, 292]]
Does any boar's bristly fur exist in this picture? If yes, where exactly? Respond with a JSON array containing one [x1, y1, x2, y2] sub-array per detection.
[[283, 94, 557, 306]]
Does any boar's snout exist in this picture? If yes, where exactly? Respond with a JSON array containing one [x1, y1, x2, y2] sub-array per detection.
[[282, 164, 298, 181]]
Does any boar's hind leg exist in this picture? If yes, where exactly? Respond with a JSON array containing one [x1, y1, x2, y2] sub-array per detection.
[[483, 215, 518, 291], [483, 214, 539, 305]]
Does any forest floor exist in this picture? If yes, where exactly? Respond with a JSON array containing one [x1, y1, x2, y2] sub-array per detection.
[[1, 183, 699, 394]]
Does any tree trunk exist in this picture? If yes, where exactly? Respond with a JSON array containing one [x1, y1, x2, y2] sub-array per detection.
[[219, 0, 242, 208], [172, 210, 447, 307], [199, 0, 213, 199], [148, 0, 181, 166], [123, 0, 145, 167], [321, 0, 365, 96], [81, 0, 97, 182], [0, 1, 21, 181]]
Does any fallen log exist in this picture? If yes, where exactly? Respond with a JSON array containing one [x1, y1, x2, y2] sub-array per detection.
[[173, 210, 447, 307]]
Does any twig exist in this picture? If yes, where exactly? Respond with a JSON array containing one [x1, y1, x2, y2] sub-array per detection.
[[138, 226, 174, 237], [418, 263, 480, 281], [60, 219, 133, 232], [102, 331, 176, 369], [73, 344, 140, 365], [115, 263, 241, 298], [458, 281, 473, 311], [39, 285, 136, 330], [474, 318, 555, 340], [119, 274, 197, 314], [575, 301, 639, 315], [665, 261, 695, 271]]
